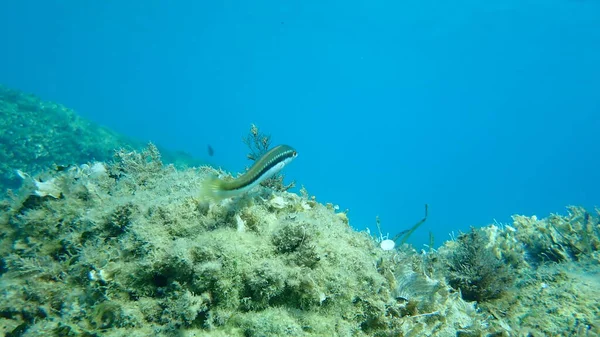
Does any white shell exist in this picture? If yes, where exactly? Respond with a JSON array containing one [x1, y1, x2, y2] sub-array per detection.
[[380, 239, 395, 251]]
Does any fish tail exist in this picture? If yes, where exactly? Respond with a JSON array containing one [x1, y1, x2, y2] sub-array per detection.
[[198, 175, 233, 202]]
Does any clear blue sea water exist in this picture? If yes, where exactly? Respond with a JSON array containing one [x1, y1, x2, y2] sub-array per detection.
[[1, 0, 599, 247]]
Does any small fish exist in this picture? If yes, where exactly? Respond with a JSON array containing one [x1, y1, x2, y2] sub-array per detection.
[[200, 144, 297, 201], [207, 144, 215, 157]]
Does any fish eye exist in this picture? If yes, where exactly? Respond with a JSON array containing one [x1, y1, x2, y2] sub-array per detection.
[[293, 151, 297, 156]]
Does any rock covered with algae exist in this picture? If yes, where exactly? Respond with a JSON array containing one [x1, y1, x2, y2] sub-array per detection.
[[0, 144, 598, 337], [0, 145, 496, 337], [435, 208, 600, 336], [0, 85, 204, 196]]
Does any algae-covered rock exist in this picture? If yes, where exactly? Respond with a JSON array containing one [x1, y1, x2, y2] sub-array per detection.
[[0, 143, 597, 336], [0, 145, 389, 336], [512, 207, 600, 265], [0, 85, 203, 195], [436, 209, 600, 336]]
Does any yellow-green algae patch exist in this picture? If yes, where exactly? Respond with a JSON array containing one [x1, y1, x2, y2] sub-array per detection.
[[0, 145, 598, 336]]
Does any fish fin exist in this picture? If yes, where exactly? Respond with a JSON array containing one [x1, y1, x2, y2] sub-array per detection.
[[199, 175, 236, 202]]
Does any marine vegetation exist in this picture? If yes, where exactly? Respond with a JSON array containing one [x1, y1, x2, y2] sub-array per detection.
[[0, 143, 505, 337], [0, 143, 598, 336], [443, 227, 515, 302], [436, 211, 600, 336], [512, 207, 600, 265], [0, 85, 203, 196], [391, 204, 429, 245], [0, 89, 599, 335]]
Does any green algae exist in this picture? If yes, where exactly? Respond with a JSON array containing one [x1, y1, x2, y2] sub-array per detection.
[[0, 144, 598, 336], [0, 85, 204, 196], [0, 145, 495, 336]]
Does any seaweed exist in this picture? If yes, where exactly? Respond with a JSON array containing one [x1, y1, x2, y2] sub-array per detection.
[[445, 227, 515, 302], [242, 123, 272, 162], [513, 207, 600, 265], [392, 204, 429, 245]]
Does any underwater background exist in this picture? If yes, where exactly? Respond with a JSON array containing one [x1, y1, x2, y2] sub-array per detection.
[[1, 1, 600, 336], [1, 0, 599, 246]]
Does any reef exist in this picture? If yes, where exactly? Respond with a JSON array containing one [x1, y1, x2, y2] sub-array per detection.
[[0, 85, 203, 196], [0, 143, 597, 337]]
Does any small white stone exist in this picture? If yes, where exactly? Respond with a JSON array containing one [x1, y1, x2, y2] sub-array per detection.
[[380, 239, 395, 251]]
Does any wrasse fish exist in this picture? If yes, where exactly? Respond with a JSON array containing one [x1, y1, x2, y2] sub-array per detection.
[[200, 144, 297, 201]]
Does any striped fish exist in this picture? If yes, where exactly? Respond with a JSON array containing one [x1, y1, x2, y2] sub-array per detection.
[[200, 144, 297, 201]]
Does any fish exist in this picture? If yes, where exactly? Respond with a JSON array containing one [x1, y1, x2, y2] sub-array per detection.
[[200, 144, 297, 201]]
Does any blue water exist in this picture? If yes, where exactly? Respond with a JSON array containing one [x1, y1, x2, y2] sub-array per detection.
[[1, 0, 599, 247]]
